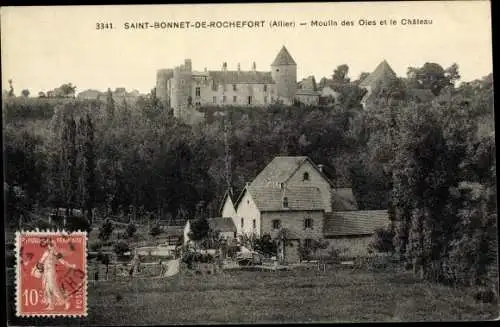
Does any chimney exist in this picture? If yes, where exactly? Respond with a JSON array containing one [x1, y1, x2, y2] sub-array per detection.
[[252, 62, 256, 71], [222, 62, 227, 71], [237, 63, 241, 71], [204, 67, 207, 72]]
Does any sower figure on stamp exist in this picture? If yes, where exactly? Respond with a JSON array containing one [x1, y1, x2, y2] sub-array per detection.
[[32, 238, 76, 311]]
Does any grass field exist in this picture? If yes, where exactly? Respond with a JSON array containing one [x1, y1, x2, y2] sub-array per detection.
[[85, 266, 499, 324]]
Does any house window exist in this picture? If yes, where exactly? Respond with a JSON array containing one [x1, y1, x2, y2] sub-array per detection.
[[241, 218, 244, 229], [303, 172, 309, 181], [233, 96, 237, 103], [253, 219, 256, 229], [264, 84, 268, 92], [233, 84, 237, 91], [248, 96, 252, 105], [304, 218, 313, 229], [213, 96, 217, 104], [195, 87, 200, 97], [304, 238, 313, 249], [223, 95, 227, 103], [272, 219, 281, 230], [283, 197, 288, 208]]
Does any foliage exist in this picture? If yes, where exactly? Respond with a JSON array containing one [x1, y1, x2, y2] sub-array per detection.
[[406, 62, 457, 96], [188, 218, 210, 241], [253, 234, 278, 257], [126, 223, 137, 238], [21, 89, 30, 97], [150, 224, 162, 237], [98, 219, 114, 241], [113, 241, 130, 256], [368, 227, 395, 253], [181, 251, 215, 269]]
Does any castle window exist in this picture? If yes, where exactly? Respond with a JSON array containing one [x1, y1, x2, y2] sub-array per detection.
[[272, 219, 281, 230], [241, 218, 244, 229], [223, 95, 227, 103], [195, 87, 200, 97], [187, 96, 192, 105], [303, 172, 309, 181], [233, 96, 237, 103], [212, 81, 217, 91], [233, 84, 237, 91], [180, 79, 185, 85], [283, 197, 288, 208], [248, 96, 252, 105], [213, 96, 217, 104], [276, 69, 279, 72], [304, 218, 313, 229], [264, 84, 267, 92], [253, 219, 256, 230], [304, 238, 313, 249]]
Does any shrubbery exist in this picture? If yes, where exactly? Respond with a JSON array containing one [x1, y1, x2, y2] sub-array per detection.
[[181, 251, 215, 269]]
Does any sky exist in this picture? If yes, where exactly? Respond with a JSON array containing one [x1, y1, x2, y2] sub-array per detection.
[[1, 1, 493, 95]]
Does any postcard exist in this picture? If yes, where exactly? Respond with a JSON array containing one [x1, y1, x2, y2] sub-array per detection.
[[2, 1, 497, 325]]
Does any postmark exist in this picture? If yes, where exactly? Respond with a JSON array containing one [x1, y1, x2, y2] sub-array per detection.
[[15, 230, 87, 317]]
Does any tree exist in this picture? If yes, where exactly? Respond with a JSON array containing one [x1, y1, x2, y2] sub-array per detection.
[[369, 227, 395, 253], [113, 241, 130, 256], [21, 89, 30, 97], [98, 219, 114, 241], [126, 223, 137, 238], [106, 88, 115, 121], [332, 64, 350, 84], [8, 79, 15, 97], [60, 83, 76, 98], [188, 217, 210, 242], [407, 62, 452, 96], [150, 224, 162, 237], [38, 91, 46, 98]]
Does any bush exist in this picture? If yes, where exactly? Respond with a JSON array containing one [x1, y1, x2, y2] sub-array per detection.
[[150, 225, 162, 237], [126, 223, 137, 238], [113, 241, 130, 256], [181, 251, 214, 269], [368, 227, 395, 253], [89, 241, 103, 252]]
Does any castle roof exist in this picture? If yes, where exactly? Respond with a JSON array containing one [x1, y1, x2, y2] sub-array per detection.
[[272, 46, 296, 66], [208, 70, 274, 84], [359, 60, 397, 89]]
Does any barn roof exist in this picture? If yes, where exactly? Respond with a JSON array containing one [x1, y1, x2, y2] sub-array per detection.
[[208, 70, 274, 84], [359, 60, 397, 89], [250, 156, 335, 188], [272, 46, 297, 66], [207, 217, 237, 233], [243, 185, 324, 212], [331, 188, 359, 211], [324, 210, 390, 237]]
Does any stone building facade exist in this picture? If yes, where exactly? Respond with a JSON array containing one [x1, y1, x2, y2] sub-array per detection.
[[155, 46, 299, 121]]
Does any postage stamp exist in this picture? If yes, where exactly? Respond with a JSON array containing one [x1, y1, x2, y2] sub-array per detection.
[[15, 231, 88, 317]]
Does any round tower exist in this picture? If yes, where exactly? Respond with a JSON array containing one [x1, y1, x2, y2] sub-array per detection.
[[156, 69, 174, 105], [271, 46, 297, 103]]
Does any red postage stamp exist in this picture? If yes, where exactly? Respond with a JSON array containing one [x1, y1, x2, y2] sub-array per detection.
[[15, 231, 88, 317]]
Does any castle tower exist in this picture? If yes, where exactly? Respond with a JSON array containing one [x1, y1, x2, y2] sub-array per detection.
[[271, 46, 297, 103], [171, 59, 193, 119], [156, 69, 174, 106]]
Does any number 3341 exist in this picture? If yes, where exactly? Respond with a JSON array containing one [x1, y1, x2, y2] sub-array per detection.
[[96, 22, 113, 30]]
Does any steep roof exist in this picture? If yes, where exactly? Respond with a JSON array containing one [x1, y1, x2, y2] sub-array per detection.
[[218, 189, 235, 216], [250, 156, 335, 188], [272, 46, 297, 66], [359, 60, 397, 89], [241, 185, 324, 212], [299, 76, 317, 91], [208, 70, 274, 84], [324, 210, 390, 237], [207, 217, 237, 233], [331, 188, 359, 211]]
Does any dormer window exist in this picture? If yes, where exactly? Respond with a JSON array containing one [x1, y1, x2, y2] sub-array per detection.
[[283, 197, 289, 208], [303, 172, 310, 181]]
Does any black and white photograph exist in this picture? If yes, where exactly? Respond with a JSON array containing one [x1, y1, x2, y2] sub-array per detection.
[[2, 1, 498, 325]]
